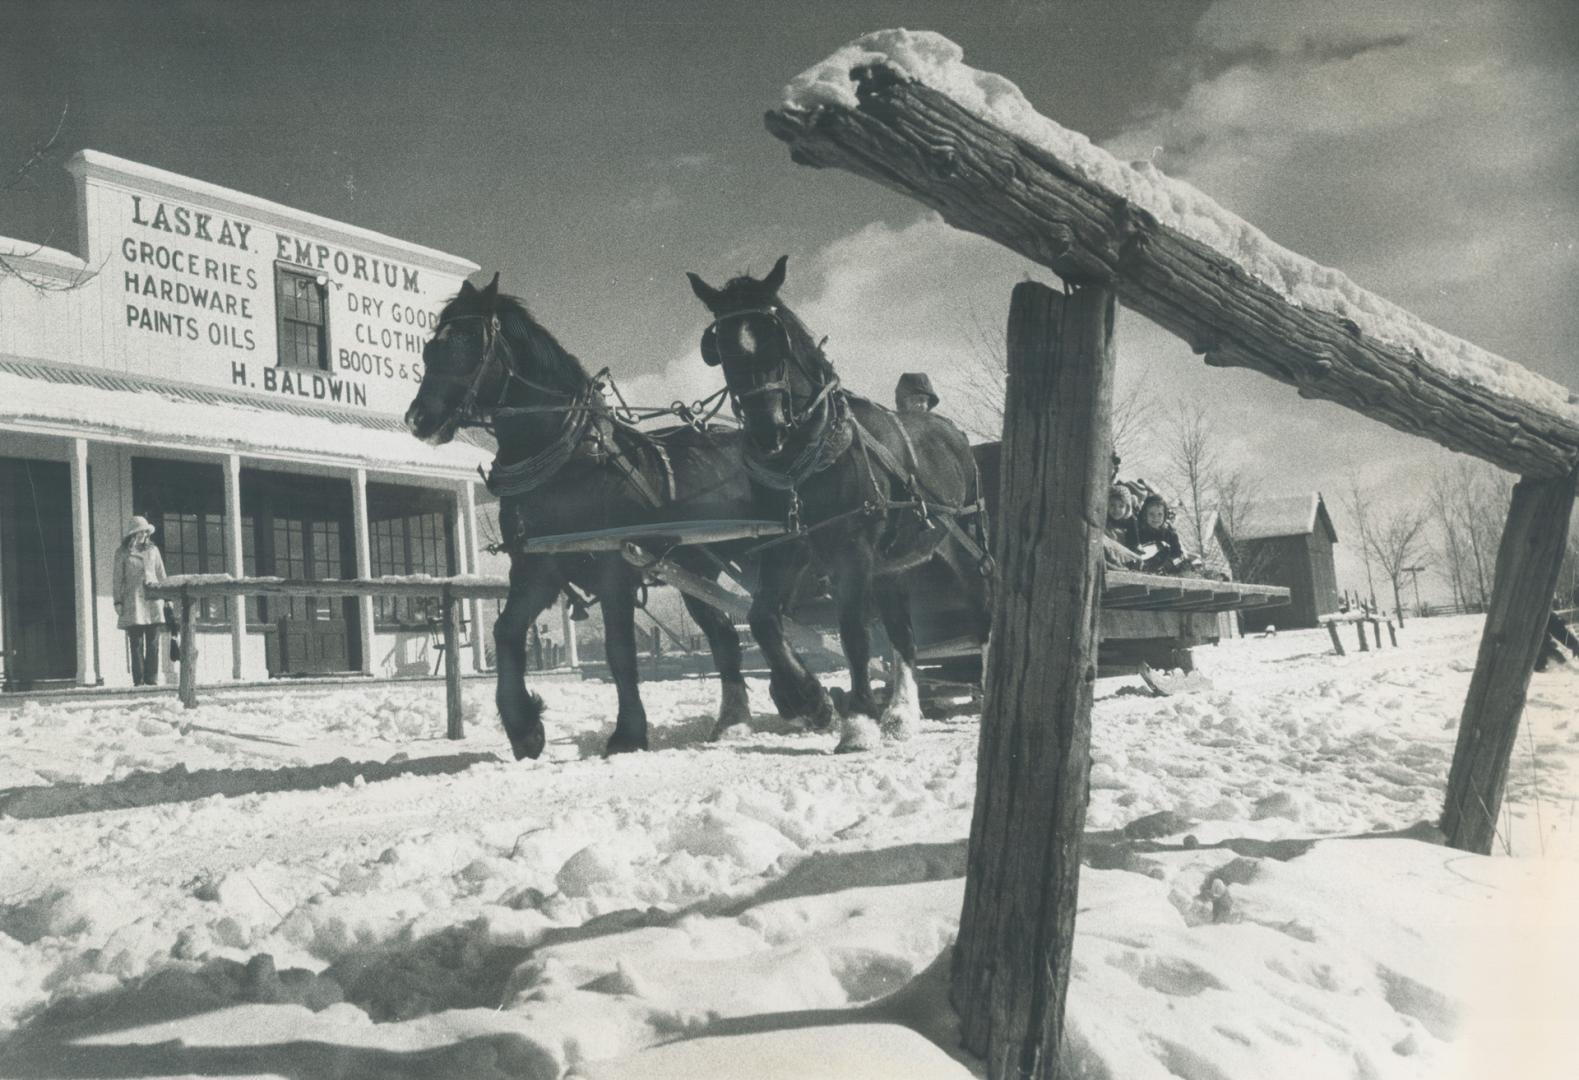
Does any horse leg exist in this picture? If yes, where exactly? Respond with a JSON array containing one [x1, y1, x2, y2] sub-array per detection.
[[495, 563, 563, 761], [678, 591, 751, 739], [876, 582, 922, 742], [599, 561, 649, 755], [832, 542, 882, 754], [749, 547, 833, 730]]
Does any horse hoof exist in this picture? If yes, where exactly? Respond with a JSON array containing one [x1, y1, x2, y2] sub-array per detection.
[[834, 714, 881, 753], [711, 718, 750, 742], [715, 681, 751, 737], [880, 714, 918, 741], [510, 726, 546, 761], [604, 732, 648, 756]]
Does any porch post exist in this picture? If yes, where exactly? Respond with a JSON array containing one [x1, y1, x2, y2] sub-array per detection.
[[351, 469, 375, 675], [561, 594, 579, 669], [224, 453, 245, 680], [459, 480, 485, 672], [70, 438, 94, 686]]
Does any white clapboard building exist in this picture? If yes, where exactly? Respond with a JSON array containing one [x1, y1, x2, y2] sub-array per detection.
[[0, 151, 497, 690]]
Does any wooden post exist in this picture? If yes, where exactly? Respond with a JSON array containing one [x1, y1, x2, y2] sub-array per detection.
[[951, 280, 1112, 1079], [1356, 621, 1369, 652], [178, 587, 198, 709], [1442, 469, 1578, 853], [561, 595, 580, 670], [1386, 620, 1398, 647], [223, 453, 246, 681], [1371, 618, 1383, 648], [1326, 621, 1346, 656], [442, 585, 464, 740], [70, 438, 95, 686]]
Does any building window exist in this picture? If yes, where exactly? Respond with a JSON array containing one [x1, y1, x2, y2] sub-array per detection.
[[275, 266, 327, 369], [368, 483, 454, 628], [132, 459, 228, 623]]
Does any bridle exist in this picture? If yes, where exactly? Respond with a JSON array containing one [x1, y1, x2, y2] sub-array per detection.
[[427, 311, 583, 433], [701, 305, 839, 435], [424, 309, 669, 506]]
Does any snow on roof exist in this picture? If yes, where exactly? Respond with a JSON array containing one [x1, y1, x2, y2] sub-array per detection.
[[0, 365, 492, 478], [783, 30, 1579, 422], [1235, 493, 1337, 542]]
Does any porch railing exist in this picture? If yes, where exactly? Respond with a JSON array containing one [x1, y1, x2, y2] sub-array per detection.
[[146, 575, 511, 738]]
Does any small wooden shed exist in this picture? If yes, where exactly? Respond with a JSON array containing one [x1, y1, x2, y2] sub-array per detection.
[[1232, 493, 1340, 631]]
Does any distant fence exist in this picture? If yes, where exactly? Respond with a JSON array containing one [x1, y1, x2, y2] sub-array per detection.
[[148, 575, 511, 738], [1418, 601, 1487, 618]]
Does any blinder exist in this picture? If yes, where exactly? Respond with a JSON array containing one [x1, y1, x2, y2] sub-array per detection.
[[699, 307, 793, 371], [426, 312, 511, 429]]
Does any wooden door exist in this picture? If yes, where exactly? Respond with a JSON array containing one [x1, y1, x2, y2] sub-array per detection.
[[0, 458, 77, 689], [245, 471, 359, 676]]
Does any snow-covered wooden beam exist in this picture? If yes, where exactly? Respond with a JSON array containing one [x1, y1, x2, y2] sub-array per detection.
[[765, 31, 1579, 479]]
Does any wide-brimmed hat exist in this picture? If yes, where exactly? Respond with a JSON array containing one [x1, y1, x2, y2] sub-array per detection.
[[123, 515, 155, 538], [895, 372, 938, 408]]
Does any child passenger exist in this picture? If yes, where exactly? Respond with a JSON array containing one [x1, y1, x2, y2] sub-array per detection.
[[1104, 485, 1142, 568], [1136, 493, 1186, 573]]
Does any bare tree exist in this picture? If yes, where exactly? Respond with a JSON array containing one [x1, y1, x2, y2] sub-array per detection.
[[1456, 459, 1510, 611], [1426, 465, 1470, 610], [961, 302, 1153, 458], [1159, 400, 1219, 556], [1339, 469, 1379, 609], [1366, 504, 1431, 625], [2, 102, 94, 293], [1209, 466, 1280, 583]]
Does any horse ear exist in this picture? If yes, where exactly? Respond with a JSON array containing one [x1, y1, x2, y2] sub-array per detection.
[[686, 271, 723, 308], [763, 255, 788, 294], [459, 279, 477, 297], [481, 272, 500, 305]]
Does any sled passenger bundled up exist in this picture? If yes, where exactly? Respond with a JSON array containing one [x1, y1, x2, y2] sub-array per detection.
[[1135, 493, 1203, 576], [1104, 484, 1143, 569]]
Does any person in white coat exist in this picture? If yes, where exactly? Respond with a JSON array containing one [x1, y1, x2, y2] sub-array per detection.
[[113, 516, 167, 686]]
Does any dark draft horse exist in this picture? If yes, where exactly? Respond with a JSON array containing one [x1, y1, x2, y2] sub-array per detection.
[[687, 256, 990, 752], [405, 275, 781, 758]]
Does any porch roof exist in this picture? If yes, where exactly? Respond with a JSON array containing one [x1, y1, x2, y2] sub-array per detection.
[[0, 357, 493, 480]]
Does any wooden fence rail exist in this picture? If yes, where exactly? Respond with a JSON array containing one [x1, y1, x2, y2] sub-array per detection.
[[147, 575, 513, 738]]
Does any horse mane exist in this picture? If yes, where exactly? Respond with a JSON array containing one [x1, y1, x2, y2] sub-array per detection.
[[773, 302, 836, 382], [440, 289, 592, 388]]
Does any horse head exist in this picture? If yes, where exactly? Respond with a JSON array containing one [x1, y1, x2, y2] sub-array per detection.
[[405, 273, 509, 444], [687, 255, 831, 458]]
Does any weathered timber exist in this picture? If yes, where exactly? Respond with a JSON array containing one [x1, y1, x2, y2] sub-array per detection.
[[441, 586, 464, 740], [178, 589, 198, 709], [149, 577, 513, 602], [1327, 621, 1346, 656], [521, 518, 786, 554], [1356, 622, 1370, 652], [1386, 620, 1398, 647], [1441, 469, 1579, 854], [952, 281, 1110, 1078], [766, 76, 1579, 478], [1100, 571, 1287, 613]]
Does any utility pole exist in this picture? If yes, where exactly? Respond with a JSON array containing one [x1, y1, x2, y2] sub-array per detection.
[[1403, 564, 1426, 615]]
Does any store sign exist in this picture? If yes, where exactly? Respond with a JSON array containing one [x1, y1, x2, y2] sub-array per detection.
[[102, 183, 461, 416]]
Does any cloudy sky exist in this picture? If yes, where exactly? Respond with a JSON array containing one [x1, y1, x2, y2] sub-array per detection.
[[4, 0, 1576, 600]]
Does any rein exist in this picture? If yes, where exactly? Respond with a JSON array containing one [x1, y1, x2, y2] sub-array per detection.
[[709, 305, 991, 571], [429, 312, 669, 506]]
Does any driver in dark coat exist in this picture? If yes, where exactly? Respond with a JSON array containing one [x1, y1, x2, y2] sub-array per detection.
[[895, 372, 939, 414]]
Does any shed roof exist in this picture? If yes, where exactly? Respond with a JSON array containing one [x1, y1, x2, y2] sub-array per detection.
[[1234, 493, 1338, 543]]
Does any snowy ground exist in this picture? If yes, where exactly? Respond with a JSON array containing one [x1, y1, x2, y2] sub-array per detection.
[[1, 614, 1576, 1079]]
